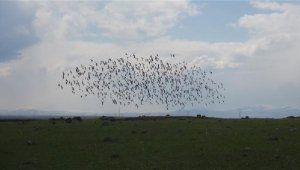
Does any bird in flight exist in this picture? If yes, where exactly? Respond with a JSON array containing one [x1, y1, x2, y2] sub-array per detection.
[[58, 53, 225, 110]]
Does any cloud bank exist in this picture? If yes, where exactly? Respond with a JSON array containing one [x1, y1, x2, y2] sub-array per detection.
[[0, 1, 299, 114]]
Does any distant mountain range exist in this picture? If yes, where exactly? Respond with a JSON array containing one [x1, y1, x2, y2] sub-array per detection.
[[0, 106, 299, 119], [0, 109, 111, 119], [172, 106, 300, 118]]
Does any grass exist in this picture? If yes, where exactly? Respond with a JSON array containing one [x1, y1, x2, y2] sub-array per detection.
[[0, 117, 299, 170]]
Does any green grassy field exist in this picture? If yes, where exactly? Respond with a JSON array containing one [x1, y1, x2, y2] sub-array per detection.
[[0, 117, 299, 170]]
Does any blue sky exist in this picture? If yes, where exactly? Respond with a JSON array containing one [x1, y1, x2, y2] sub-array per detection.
[[169, 1, 256, 42], [0, 1, 299, 115], [0, 1, 37, 61]]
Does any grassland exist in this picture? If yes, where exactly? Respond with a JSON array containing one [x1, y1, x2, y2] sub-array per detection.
[[0, 117, 299, 170]]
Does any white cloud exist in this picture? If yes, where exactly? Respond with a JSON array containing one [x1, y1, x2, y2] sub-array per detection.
[[97, 0, 199, 39], [0, 65, 11, 77], [251, 1, 292, 11], [32, 2, 90, 41], [239, 1, 300, 39], [236, 1, 300, 83], [30, 1, 199, 41]]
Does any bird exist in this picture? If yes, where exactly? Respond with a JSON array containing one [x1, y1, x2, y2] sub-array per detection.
[[58, 54, 225, 110]]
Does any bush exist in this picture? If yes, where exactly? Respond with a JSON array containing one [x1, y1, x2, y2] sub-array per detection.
[[242, 116, 250, 119], [73, 116, 82, 122], [65, 118, 72, 123], [197, 114, 207, 119]]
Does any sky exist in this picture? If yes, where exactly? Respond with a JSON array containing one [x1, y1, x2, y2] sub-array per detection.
[[0, 1, 299, 114]]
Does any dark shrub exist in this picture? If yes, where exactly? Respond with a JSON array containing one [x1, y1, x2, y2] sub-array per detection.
[[197, 114, 207, 119], [65, 118, 72, 123], [241, 116, 250, 119], [141, 130, 148, 134], [73, 116, 82, 122], [268, 136, 279, 141], [103, 137, 113, 142], [111, 154, 120, 158], [101, 116, 115, 122]]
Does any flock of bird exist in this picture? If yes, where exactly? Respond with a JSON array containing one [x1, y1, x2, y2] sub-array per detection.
[[58, 54, 225, 110]]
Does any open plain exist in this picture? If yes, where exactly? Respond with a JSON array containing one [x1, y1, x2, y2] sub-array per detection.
[[0, 117, 299, 170]]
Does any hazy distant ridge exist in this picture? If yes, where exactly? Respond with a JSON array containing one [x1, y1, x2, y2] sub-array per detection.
[[0, 106, 299, 119], [172, 106, 300, 118]]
